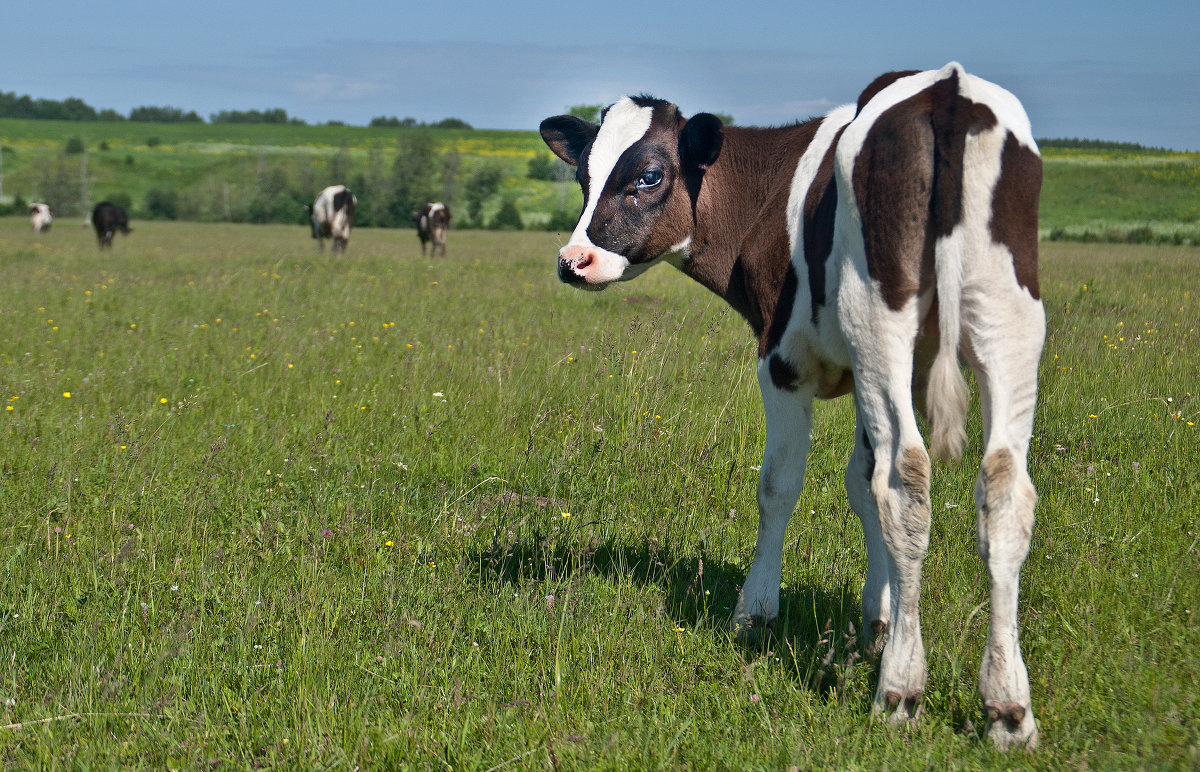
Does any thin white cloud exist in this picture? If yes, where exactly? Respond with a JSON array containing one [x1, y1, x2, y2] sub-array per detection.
[[292, 73, 388, 102]]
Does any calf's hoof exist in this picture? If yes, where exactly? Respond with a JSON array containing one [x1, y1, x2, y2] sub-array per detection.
[[729, 614, 775, 648], [985, 701, 1038, 750], [873, 688, 923, 724]]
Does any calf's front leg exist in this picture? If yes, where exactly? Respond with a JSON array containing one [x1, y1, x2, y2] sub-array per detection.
[[731, 363, 815, 638]]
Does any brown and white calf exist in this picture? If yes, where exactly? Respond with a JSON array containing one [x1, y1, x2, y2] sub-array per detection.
[[541, 63, 1044, 749], [306, 185, 357, 253], [30, 202, 53, 233], [413, 202, 451, 256]]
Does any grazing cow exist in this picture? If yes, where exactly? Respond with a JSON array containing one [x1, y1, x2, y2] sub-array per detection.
[[30, 202, 53, 233], [540, 63, 1044, 749], [306, 185, 357, 253], [91, 202, 131, 248], [413, 202, 451, 256]]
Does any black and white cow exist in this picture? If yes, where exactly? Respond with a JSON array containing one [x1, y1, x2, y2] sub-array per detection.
[[91, 202, 131, 248], [306, 185, 357, 253], [30, 202, 53, 233], [541, 63, 1044, 749], [413, 202, 451, 256]]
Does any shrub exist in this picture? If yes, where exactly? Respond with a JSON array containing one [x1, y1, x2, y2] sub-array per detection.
[[107, 192, 133, 213], [568, 104, 603, 123], [147, 136, 162, 148], [65, 136, 85, 154], [546, 208, 578, 232], [144, 187, 179, 220], [527, 153, 559, 181], [463, 163, 505, 225], [491, 198, 523, 230]]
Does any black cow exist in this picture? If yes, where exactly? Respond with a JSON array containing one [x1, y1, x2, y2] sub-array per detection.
[[92, 202, 131, 249]]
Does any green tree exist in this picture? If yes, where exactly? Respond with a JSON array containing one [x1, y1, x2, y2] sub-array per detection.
[[491, 197, 523, 230], [527, 153, 562, 181], [387, 130, 440, 227], [145, 187, 179, 220], [462, 163, 505, 226], [38, 156, 82, 216], [568, 104, 603, 123], [330, 140, 350, 183]]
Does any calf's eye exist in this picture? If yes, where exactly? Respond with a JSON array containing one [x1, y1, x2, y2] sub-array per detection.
[[636, 169, 663, 189]]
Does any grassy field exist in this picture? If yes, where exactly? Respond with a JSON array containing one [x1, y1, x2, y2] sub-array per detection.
[[0, 220, 1197, 769], [3, 117, 1198, 241]]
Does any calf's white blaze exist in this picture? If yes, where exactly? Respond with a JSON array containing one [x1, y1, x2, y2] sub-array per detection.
[[561, 98, 654, 284]]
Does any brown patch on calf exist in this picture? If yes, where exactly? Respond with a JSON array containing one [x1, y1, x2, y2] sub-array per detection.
[[980, 447, 1014, 488], [990, 134, 1042, 299], [898, 446, 931, 500], [853, 71, 998, 311], [861, 429, 875, 482], [856, 70, 922, 115], [978, 447, 1015, 517], [874, 445, 932, 575], [682, 122, 822, 354], [768, 353, 800, 391], [892, 446, 933, 564], [801, 129, 846, 323], [764, 264, 799, 354], [853, 92, 937, 311]]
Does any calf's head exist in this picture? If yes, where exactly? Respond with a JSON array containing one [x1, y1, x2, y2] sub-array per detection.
[[540, 97, 723, 289]]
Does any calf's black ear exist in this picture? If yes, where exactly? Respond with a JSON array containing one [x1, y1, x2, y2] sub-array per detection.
[[679, 112, 724, 171], [540, 115, 599, 166]]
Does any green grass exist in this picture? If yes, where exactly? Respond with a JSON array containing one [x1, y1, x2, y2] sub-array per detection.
[[0, 221, 1197, 769], [1040, 147, 1200, 244]]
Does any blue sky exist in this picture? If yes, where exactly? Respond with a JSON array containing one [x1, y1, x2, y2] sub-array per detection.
[[5, 0, 1198, 149]]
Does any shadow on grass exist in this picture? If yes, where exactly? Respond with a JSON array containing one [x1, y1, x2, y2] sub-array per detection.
[[465, 524, 869, 699]]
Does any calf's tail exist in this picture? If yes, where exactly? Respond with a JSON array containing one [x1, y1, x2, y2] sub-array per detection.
[[926, 229, 969, 463]]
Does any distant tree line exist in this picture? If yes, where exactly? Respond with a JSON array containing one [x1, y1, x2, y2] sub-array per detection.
[[129, 106, 203, 123], [210, 108, 304, 125], [1038, 138, 1166, 153], [370, 116, 474, 130], [0, 90, 470, 128], [0, 91, 124, 121]]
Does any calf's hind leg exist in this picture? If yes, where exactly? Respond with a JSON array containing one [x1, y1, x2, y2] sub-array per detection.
[[965, 286, 1045, 749], [842, 307, 932, 722]]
